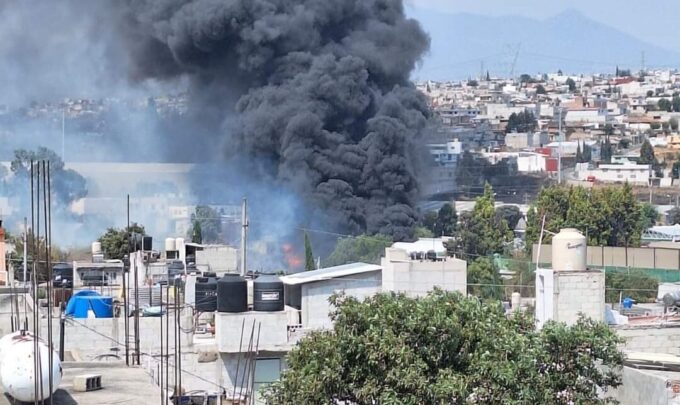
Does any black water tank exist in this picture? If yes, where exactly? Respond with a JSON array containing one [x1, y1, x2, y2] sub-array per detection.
[[253, 275, 284, 312], [143, 236, 153, 251], [195, 277, 217, 312], [52, 263, 73, 288], [217, 274, 247, 313]]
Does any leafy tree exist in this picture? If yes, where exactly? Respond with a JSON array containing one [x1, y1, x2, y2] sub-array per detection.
[[658, 98, 672, 112], [671, 118, 679, 131], [448, 183, 513, 258], [535, 84, 546, 94], [603, 124, 615, 136], [575, 142, 583, 162], [673, 95, 680, 113], [605, 270, 658, 304], [8, 230, 68, 282], [600, 136, 613, 163], [467, 79, 478, 87], [325, 234, 392, 267], [485, 70, 490, 81], [98, 223, 145, 260], [673, 161, 680, 179], [639, 139, 656, 165], [421, 211, 437, 234], [433, 203, 457, 236], [639, 203, 658, 229], [565, 78, 576, 92], [9, 147, 87, 205], [414, 227, 434, 238], [467, 257, 503, 300], [583, 142, 592, 162], [519, 73, 535, 84], [508, 254, 536, 298], [304, 232, 315, 271], [264, 291, 624, 404], [525, 184, 644, 249], [506, 111, 537, 133], [191, 220, 202, 244], [191, 205, 221, 243], [495, 205, 523, 230], [668, 207, 680, 225]]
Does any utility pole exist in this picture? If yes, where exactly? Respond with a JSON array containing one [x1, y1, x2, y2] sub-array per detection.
[[240, 198, 248, 277], [22, 218, 27, 288], [557, 107, 563, 184]]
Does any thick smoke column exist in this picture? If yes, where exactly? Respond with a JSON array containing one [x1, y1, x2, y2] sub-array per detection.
[[121, 0, 430, 241]]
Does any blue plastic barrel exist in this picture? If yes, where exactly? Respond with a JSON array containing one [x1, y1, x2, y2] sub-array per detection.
[[622, 297, 634, 309]]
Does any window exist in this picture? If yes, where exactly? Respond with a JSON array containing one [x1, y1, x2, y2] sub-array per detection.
[[253, 358, 284, 404]]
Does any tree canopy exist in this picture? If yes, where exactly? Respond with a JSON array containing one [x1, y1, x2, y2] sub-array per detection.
[[325, 234, 392, 267], [525, 184, 644, 249], [264, 291, 623, 404], [668, 207, 680, 225], [506, 111, 537, 133], [565, 78, 576, 92], [447, 183, 513, 258], [495, 205, 522, 230], [304, 232, 316, 271], [466, 257, 503, 300], [424, 203, 457, 237], [191, 205, 221, 243], [98, 223, 145, 260]]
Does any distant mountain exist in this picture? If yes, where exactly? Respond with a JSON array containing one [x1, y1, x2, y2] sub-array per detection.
[[408, 8, 680, 81]]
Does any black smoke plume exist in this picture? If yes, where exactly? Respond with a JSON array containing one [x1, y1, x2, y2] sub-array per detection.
[[120, 0, 431, 241]]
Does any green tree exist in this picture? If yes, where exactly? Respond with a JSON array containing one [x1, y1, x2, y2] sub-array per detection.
[[604, 124, 615, 136], [565, 78, 576, 92], [98, 223, 145, 260], [304, 232, 316, 271], [575, 142, 583, 162], [670, 118, 679, 131], [434, 203, 457, 236], [467, 257, 504, 300], [535, 84, 547, 94], [673, 95, 680, 113], [639, 203, 659, 229], [525, 185, 644, 249], [605, 271, 659, 304], [495, 205, 523, 230], [448, 183, 513, 258], [668, 207, 680, 225], [325, 234, 392, 267], [191, 205, 221, 243], [673, 161, 680, 179], [658, 98, 672, 112], [191, 220, 203, 244], [600, 136, 613, 163], [467, 79, 478, 87], [506, 111, 537, 133], [264, 291, 623, 404], [414, 227, 434, 238], [639, 139, 656, 165]]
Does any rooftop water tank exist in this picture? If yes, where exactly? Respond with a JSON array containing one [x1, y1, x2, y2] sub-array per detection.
[[91, 242, 102, 255], [195, 277, 217, 312], [217, 274, 247, 313], [253, 275, 284, 312], [165, 238, 176, 252], [551, 228, 587, 272]]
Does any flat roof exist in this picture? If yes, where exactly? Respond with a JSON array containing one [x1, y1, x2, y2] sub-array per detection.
[[280, 262, 381, 286]]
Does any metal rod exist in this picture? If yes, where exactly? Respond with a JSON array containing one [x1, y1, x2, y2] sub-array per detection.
[[159, 285, 164, 405], [44, 161, 53, 401], [231, 318, 246, 403], [165, 284, 169, 405], [173, 288, 178, 403], [177, 287, 182, 401], [124, 194, 130, 366], [134, 241, 140, 366], [237, 320, 256, 402], [249, 323, 261, 405], [30, 160, 38, 405], [240, 198, 248, 276], [59, 302, 65, 361]]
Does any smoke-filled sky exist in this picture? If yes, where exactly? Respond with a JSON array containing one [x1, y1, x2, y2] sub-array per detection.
[[0, 0, 432, 242]]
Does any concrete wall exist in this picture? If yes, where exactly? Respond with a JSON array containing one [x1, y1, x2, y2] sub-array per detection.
[[215, 311, 292, 353], [381, 248, 466, 297], [607, 367, 680, 405], [554, 270, 605, 325], [301, 272, 381, 330], [617, 326, 680, 356], [196, 246, 239, 273], [534, 244, 680, 271]]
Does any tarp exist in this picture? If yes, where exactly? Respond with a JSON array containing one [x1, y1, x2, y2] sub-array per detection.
[[65, 290, 113, 318]]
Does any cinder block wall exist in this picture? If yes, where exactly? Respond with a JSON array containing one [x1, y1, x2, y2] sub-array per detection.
[[554, 270, 605, 325]]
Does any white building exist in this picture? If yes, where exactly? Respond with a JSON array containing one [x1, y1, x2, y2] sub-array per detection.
[[213, 242, 467, 402], [565, 109, 608, 125], [504, 132, 549, 149], [578, 164, 651, 185]]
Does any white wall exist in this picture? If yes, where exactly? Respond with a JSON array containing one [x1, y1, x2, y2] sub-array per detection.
[[301, 272, 382, 330], [555, 271, 605, 325], [381, 248, 466, 297]]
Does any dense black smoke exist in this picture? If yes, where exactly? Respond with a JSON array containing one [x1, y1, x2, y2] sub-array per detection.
[[120, 0, 431, 241]]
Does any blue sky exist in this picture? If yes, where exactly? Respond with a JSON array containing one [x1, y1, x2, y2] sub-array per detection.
[[407, 0, 679, 53]]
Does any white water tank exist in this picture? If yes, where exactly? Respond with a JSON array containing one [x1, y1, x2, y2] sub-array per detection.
[[91, 241, 102, 255], [0, 332, 62, 402], [551, 228, 587, 271], [165, 238, 176, 252]]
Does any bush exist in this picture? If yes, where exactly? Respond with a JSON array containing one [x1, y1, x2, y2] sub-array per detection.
[[605, 270, 658, 304]]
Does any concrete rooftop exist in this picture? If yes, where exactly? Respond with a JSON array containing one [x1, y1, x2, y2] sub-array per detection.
[[0, 362, 161, 405]]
